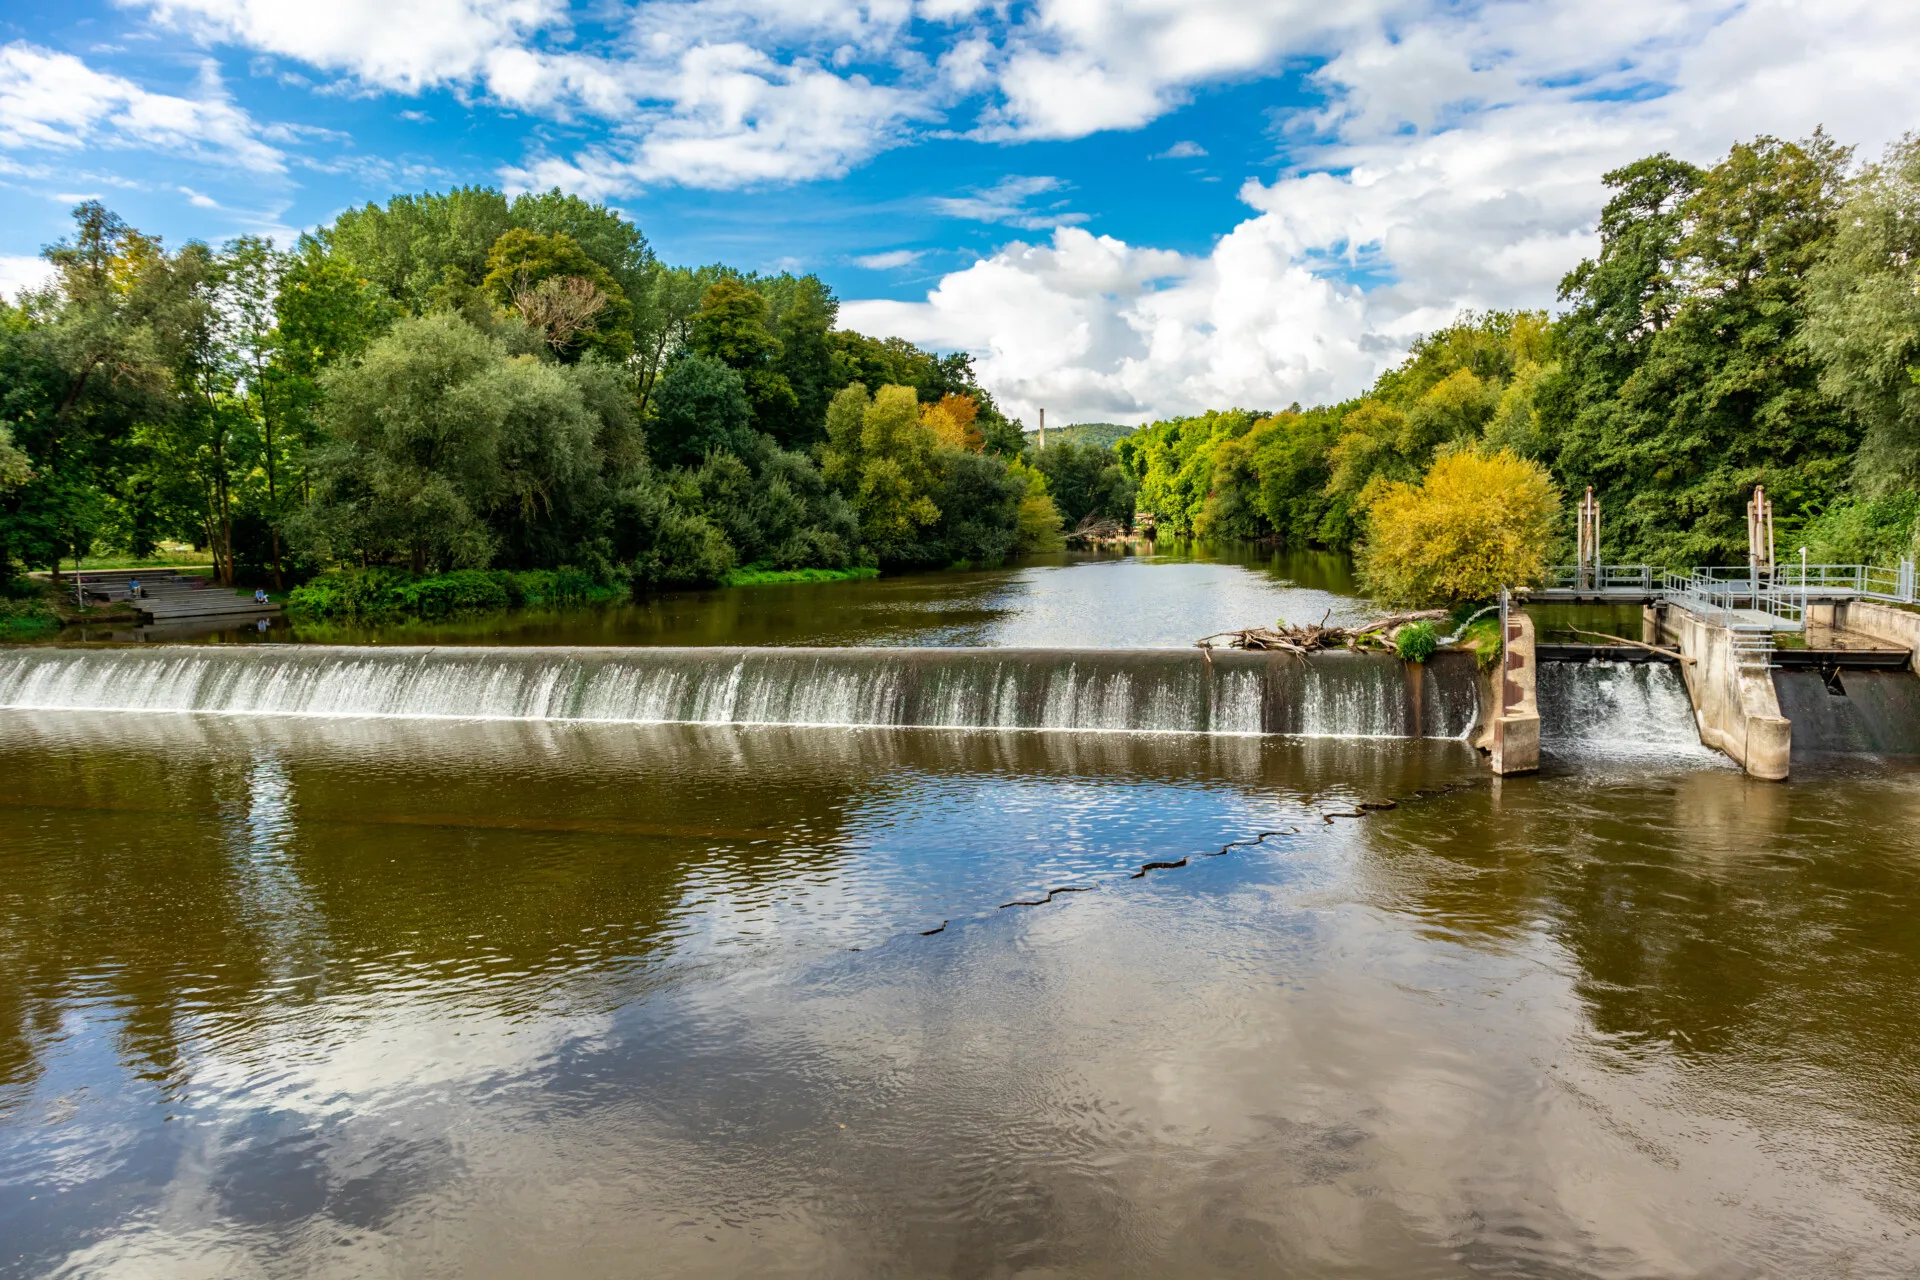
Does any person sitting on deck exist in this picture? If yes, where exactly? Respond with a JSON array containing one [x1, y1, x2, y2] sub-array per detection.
[[128, 578, 140, 598]]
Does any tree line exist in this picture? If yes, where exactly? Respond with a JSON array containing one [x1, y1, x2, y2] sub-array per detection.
[[0, 186, 1138, 599], [1117, 130, 1920, 597]]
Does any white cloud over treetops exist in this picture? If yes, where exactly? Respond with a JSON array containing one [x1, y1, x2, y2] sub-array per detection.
[[0, 42, 282, 171], [843, 0, 1920, 426], [54, 0, 1920, 423]]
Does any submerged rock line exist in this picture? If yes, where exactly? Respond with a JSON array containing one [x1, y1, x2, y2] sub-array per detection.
[[901, 776, 1489, 943]]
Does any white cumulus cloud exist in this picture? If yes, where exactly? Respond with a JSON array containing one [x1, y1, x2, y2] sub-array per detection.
[[931, 175, 1087, 230], [0, 41, 283, 170], [0, 254, 58, 299], [853, 249, 923, 269], [850, 0, 1920, 426]]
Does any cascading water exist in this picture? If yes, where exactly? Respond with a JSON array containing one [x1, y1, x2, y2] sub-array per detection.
[[0, 645, 1482, 739], [1536, 660, 1716, 758]]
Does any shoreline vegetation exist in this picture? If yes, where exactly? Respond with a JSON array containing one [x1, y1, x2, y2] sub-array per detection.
[[2, 130, 1915, 631], [722, 565, 881, 587]]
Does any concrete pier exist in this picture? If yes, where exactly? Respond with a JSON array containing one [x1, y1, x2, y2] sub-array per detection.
[[1653, 606, 1791, 780], [1489, 609, 1539, 775], [1806, 600, 1920, 674]]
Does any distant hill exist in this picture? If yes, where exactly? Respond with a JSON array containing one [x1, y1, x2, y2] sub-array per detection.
[[1022, 422, 1137, 449]]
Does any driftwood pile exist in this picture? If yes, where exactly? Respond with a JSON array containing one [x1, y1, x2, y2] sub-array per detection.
[[1196, 609, 1449, 655], [1065, 515, 1147, 546]]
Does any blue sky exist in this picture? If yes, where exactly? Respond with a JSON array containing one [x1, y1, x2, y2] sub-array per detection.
[[4, 0, 1917, 425]]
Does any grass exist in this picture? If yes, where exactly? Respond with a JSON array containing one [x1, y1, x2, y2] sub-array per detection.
[[722, 565, 881, 587], [0, 575, 142, 636], [49, 549, 214, 572]]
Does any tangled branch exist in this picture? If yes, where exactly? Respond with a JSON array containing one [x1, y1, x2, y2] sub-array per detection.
[[1196, 608, 1448, 654]]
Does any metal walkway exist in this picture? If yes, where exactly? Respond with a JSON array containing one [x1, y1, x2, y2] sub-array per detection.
[[1527, 559, 1919, 632]]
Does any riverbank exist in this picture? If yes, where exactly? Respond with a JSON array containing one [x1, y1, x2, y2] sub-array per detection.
[[0, 577, 143, 638]]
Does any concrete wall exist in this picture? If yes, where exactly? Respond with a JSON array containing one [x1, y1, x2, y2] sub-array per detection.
[[1654, 606, 1791, 780], [1489, 609, 1539, 775], [1806, 600, 1920, 673]]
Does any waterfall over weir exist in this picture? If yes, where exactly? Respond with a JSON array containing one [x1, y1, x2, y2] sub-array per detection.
[[1537, 660, 1715, 759], [0, 646, 1481, 739]]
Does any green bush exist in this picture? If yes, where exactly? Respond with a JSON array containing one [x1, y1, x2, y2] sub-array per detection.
[[287, 566, 617, 620], [724, 565, 880, 587], [1394, 621, 1440, 663], [391, 569, 509, 618], [0, 593, 59, 636]]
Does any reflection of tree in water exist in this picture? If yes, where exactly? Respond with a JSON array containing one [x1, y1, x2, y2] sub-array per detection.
[[0, 718, 1494, 1109], [0, 716, 878, 1106], [1350, 764, 1920, 1138]]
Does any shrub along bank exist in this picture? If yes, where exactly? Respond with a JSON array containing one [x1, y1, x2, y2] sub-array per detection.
[[287, 567, 620, 620]]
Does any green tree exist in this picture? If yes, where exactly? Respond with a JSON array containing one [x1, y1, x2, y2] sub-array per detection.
[[1033, 439, 1134, 528], [632, 266, 712, 420], [1544, 135, 1858, 564], [933, 451, 1026, 566], [482, 229, 633, 362], [690, 278, 799, 442], [289, 313, 623, 575], [322, 188, 513, 314], [648, 354, 756, 469], [822, 382, 941, 564], [1804, 133, 1920, 498], [758, 273, 838, 446]]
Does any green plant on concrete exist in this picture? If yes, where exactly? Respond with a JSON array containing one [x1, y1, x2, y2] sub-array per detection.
[[1395, 621, 1440, 662], [1457, 616, 1504, 670]]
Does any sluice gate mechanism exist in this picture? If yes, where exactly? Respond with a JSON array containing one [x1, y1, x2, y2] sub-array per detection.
[[1516, 487, 1920, 778]]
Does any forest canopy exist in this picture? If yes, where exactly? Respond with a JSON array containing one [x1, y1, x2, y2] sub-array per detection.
[[4, 128, 1918, 612], [1114, 130, 1920, 578], [0, 186, 1065, 600]]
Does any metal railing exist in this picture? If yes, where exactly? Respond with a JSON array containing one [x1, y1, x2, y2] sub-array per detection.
[[1659, 569, 1805, 630], [1774, 559, 1917, 605], [1539, 564, 1656, 593]]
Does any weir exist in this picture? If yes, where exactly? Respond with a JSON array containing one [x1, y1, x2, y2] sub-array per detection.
[[0, 645, 1483, 739], [1537, 661, 1714, 758]]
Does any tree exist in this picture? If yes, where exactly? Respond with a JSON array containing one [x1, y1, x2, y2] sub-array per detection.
[[822, 383, 941, 564], [507, 187, 655, 301], [648, 355, 755, 470], [481, 229, 633, 362], [1033, 439, 1134, 528], [322, 188, 513, 314], [1008, 460, 1066, 554], [933, 451, 1026, 566], [690, 278, 798, 443], [290, 313, 625, 575], [1544, 135, 1857, 564], [632, 266, 712, 421], [1804, 133, 1920, 496], [217, 236, 291, 584], [272, 237, 396, 507], [1358, 448, 1563, 606], [921, 393, 983, 452], [759, 273, 839, 447]]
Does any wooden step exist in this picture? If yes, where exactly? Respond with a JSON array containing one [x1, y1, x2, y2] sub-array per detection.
[[138, 593, 280, 621]]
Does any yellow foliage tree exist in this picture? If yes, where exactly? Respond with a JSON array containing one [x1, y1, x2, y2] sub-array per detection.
[[920, 393, 983, 452], [1358, 447, 1562, 605], [822, 382, 942, 558], [1008, 459, 1065, 553]]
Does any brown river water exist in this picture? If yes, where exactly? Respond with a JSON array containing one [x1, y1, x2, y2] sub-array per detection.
[[4, 551, 1919, 1277]]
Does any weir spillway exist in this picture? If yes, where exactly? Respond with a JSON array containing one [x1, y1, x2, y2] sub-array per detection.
[[0, 645, 1482, 739]]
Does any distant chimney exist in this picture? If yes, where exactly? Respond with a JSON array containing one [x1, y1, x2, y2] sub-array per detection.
[[1038, 407, 1045, 450]]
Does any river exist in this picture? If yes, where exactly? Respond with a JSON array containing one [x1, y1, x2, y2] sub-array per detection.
[[3, 549, 1918, 1277]]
